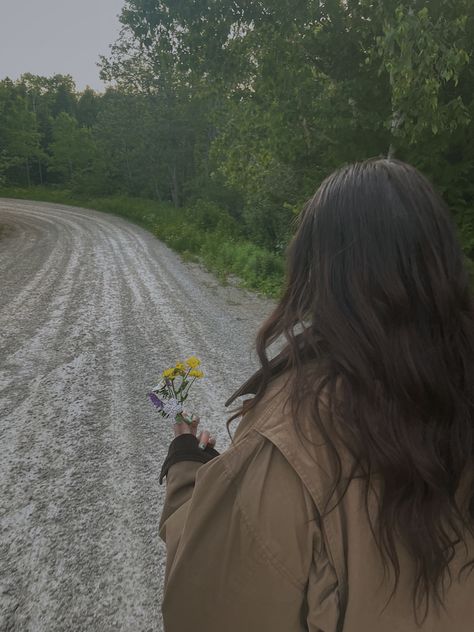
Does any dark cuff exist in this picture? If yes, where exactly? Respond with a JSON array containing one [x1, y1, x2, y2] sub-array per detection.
[[159, 433, 220, 484]]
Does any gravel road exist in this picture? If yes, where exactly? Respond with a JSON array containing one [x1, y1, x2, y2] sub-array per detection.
[[0, 199, 275, 632]]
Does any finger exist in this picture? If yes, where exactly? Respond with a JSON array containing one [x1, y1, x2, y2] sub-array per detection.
[[174, 422, 193, 436], [182, 411, 199, 435], [188, 412, 200, 430], [198, 432, 216, 447], [198, 430, 210, 450]]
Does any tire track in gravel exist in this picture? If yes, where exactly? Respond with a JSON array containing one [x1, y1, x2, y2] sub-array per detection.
[[0, 210, 76, 317], [0, 199, 276, 632]]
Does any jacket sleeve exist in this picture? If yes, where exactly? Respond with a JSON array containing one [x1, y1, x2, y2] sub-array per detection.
[[159, 431, 341, 632], [159, 434, 219, 540]]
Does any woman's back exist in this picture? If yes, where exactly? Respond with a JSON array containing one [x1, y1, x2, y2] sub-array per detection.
[[160, 158, 474, 631], [236, 157, 474, 625], [161, 365, 474, 631], [233, 366, 474, 631]]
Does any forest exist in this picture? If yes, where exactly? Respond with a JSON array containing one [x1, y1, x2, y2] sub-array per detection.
[[1, 0, 473, 295]]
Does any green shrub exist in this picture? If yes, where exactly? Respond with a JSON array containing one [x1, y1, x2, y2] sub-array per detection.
[[0, 187, 284, 297]]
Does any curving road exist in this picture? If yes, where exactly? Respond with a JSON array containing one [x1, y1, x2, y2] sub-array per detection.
[[0, 199, 275, 632]]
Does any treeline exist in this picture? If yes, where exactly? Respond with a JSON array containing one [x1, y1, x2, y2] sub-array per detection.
[[1, 0, 474, 272]]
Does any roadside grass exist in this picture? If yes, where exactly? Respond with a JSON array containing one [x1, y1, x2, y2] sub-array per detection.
[[2, 186, 473, 293], [0, 187, 284, 298]]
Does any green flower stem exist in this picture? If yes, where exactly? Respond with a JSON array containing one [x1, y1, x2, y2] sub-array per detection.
[[175, 412, 192, 425], [181, 377, 196, 400], [169, 380, 178, 399], [175, 369, 192, 398]]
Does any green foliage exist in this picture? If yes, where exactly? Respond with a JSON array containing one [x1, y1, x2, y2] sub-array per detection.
[[49, 112, 96, 185], [0, 186, 283, 296], [0, 84, 44, 186], [1, 0, 474, 294], [376, 3, 471, 142]]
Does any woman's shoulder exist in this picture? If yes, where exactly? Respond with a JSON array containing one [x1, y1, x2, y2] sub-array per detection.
[[169, 418, 341, 630], [224, 366, 354, 592], [215, 424, 329, 590], [230, 367, 348, 480], [218, 368, 338, 561]]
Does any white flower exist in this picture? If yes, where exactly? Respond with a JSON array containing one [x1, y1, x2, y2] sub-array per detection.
[[162, 398, 183, 420], [152, 380, 166, 392]]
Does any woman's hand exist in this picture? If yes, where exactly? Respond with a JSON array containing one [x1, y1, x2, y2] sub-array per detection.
[[174, 412, 217, 450]]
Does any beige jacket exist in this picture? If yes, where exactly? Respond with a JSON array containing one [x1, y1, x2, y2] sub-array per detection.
[[159, 369, 474, 632]]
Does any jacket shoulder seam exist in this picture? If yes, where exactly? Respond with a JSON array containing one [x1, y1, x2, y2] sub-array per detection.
[[220, 433, 308, 592], [255, 428, 347, 607]]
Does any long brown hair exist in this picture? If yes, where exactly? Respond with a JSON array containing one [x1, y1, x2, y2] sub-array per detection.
[[228, 158, 474, 623]]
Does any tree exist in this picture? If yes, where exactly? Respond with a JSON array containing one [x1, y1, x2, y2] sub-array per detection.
[[77, 87, 101, 128], [0, 83, 43, 187], [48, 112, 96, 185], [1, 1, 472, 265]]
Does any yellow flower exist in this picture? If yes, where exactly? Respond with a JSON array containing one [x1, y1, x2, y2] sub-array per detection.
[[162, 367, 176, 379], [186, 356, 201, 369], [189, 369, 204, 379], [175, 362, 186, 373]]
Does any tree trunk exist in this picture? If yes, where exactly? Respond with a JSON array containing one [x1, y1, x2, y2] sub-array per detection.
[[25, 157, 31, 188], [124, 142, 133, 191], [153, 178, 161, 201], [169, 163, 179, 208], [300, 116, 311, 154]]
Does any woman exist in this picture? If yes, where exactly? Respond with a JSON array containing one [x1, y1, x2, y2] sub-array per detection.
[[158, 158, 474, 631]]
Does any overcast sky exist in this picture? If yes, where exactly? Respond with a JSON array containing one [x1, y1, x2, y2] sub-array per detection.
[[0, 0, 125, 92]]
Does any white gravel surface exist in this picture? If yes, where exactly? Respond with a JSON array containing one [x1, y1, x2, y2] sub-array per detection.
[[0, 199, 276, 632]]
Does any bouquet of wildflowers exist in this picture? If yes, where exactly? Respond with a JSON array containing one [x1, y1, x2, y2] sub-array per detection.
[[148, 356, 204, 424]]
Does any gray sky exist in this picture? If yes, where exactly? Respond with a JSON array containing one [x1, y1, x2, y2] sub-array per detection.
[[0, 0, 125, 92]]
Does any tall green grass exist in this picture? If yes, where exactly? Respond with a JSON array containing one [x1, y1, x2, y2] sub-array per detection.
[[0, 187, 284, 298]]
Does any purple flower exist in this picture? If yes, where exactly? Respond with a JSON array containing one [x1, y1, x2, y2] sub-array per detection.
[[148, 392, 163, 409]]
